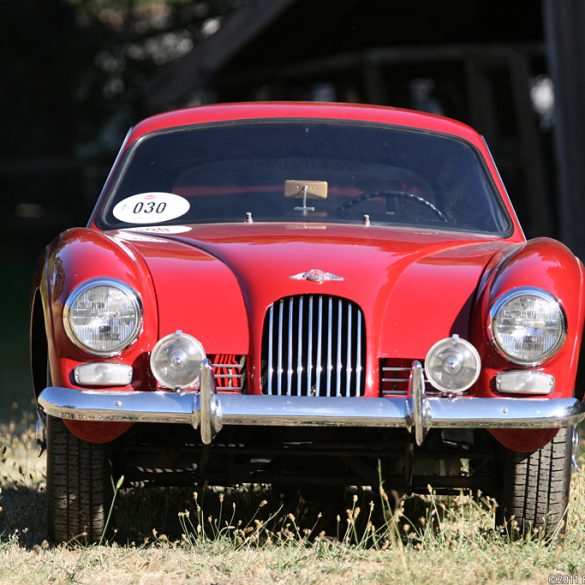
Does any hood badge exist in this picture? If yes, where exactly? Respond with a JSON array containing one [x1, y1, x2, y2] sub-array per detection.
[[289, 269, 344, 283]]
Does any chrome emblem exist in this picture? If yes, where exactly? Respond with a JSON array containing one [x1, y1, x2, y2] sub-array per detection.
[[289, 269, 344, 283]]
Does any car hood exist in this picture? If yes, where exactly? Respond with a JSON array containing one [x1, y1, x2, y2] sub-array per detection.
[[116, 223, 517, 361]]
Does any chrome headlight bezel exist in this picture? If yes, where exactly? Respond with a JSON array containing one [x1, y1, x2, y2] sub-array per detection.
[[487, 287, 567, 366], [63, 278, 143, 357]]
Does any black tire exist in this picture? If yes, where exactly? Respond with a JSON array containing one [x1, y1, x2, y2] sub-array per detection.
[[496, 426, 573, 541], [46, 416, 114, 544]]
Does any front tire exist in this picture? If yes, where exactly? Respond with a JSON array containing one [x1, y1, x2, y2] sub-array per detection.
[[46, 416, 113, 544], [496, 427, 573, 541]]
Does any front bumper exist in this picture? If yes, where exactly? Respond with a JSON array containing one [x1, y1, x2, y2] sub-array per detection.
[[38, 361, 585, 446]]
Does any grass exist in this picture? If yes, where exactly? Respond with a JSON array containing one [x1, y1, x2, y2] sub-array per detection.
[[3, 417, 585, 584]]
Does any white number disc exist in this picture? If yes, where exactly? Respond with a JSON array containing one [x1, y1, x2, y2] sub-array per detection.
[[113, 192, 190, 224]]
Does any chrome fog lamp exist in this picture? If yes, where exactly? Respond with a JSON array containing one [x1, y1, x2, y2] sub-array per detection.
[[424, 335, 481, 393], [150, 331, 206, 390], [64, 279, 142, 356], [489, 287, 566, 365]]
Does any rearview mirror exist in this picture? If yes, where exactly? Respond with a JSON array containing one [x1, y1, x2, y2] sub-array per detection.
[[285, 180, 328, 214], [284, 180, 329, 199]]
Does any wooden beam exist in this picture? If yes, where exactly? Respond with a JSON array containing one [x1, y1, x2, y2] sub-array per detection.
[[143, 0, 297, 111], [215, 42, 544, 90], [543, 0, 585, 258], [509, 52, 553, 236]]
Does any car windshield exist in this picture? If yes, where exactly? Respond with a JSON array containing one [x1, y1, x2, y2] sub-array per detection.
[[100, 120, 511, 234]]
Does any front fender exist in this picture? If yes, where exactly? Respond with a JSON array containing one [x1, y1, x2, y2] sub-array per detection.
[[38, 227, 160, 442], [472, 237, 585, 451]]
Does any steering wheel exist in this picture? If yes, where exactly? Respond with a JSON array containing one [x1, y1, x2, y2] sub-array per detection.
[[337, 189, 448, 222]]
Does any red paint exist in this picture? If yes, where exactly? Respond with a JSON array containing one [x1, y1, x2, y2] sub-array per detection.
[[33, 103, 584, 452], [160, 224, 515, 396]]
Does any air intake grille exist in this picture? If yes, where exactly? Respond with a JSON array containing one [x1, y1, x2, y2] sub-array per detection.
[[380, 358, 421, 396], [262, 295, 365, 397], [380, 358, 467, 396], [209, 355, 246, 392]]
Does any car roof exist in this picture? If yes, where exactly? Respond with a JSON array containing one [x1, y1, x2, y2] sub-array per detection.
[[128, 102, 483, 146]]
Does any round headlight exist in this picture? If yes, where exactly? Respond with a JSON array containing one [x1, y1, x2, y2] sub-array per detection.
[[425, 335, 481, 393], [150, 331, 206, 390], [489, 287, 566, 365], [64, 279, 142, 356]]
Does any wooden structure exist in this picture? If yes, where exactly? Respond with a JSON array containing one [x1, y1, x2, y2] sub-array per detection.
[[144, 0, 585, 258], [543, 0, 585, 259]]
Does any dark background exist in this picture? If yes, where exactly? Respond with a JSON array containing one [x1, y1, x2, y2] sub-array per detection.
[[2, 0, 584, 420], [1, 0, 249, 419]]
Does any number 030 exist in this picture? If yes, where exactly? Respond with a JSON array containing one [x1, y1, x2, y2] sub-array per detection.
[[133, 201, 167, 214]]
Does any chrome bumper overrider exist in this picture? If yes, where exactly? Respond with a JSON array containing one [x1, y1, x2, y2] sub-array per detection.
[[38, 361, 585, 446]]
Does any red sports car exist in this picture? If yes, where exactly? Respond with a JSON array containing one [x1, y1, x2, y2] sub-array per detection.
[[31, 102, 585, 543]]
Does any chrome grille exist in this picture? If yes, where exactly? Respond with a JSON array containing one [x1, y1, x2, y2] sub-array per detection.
[[262, 295, 365, 397]]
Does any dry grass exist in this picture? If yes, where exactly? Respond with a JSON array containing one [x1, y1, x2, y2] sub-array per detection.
[[2, 416, 585, 584]]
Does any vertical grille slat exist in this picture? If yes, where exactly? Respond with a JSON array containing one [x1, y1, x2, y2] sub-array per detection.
[[277, 301, 284, 396], [336, 299, 342, 397], [267, 306, 274, 395], [297, 296, 304, 393], [316, 296, 323, 396], [307, 296, 314, 393], [287, 297, 293, 395], [356, 314, 363, 394], [346, 303, 352, 397], [262, 295, 365, 398], [326, 297, 333, 397]]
